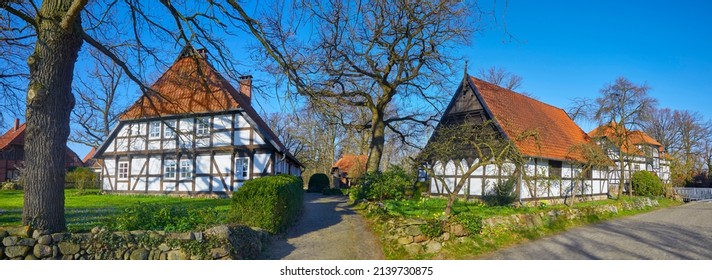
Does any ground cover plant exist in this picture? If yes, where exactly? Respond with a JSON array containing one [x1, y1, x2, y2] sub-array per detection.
[[0, 189, 230, 232]]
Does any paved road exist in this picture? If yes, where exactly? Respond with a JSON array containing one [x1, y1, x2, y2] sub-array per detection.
[[259, 193, 385, 260], [483, 200, 712, 259]]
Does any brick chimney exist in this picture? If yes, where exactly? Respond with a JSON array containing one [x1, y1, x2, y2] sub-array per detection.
[[13, 118, 19, 131], [239, 75, 252, 104]]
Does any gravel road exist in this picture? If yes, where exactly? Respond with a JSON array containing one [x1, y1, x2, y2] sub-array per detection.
[[259, 193, 385, 260], [482, 200, 712, 259]]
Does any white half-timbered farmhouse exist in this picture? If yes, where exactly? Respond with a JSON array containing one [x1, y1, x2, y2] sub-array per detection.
[[426, 75, 610, 202], [588, 122, 671, 187], [93, 46, 302, 195]]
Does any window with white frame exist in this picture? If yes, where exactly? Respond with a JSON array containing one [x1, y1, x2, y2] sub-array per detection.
[[179, 159, 192, 179], [164, 159, 177, 179], [149, 121, 161, 139], [164, 120, 176, 139], [196, 117, 210, 136], [235, 158, 249, 179], [118, 162, 129, 179]]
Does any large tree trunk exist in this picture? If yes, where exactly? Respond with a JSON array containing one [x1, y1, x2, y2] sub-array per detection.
[[22, 0, 84, 232], [366, 109, 386, 174], [618, 149, 625, 199]]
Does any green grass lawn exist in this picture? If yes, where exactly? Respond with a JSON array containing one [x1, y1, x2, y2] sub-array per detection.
[[0, 189, 230, 232]]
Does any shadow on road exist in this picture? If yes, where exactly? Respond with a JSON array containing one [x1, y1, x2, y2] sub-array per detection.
[[259, 193, 367, 259]]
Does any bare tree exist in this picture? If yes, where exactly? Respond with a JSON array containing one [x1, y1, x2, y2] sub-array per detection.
[[477, 66, 523, 91], [674, 110, 711, 173], [0, 0, 274, 231], [232, 0, 477, 173], [593, 77, 657, 198], [69, 50, 128, 147], [566, 97, 595, 122], [641, 107, 678, 154]]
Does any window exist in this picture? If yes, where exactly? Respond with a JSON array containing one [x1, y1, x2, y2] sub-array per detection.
[[179, 160, 192, 179], [149, 121, 161, 139], [549, 160, 562, 178], [196, 117, 210, 136], [634, 164, 641, 171], [164, 120, 176, 139], [164, 159, 176, 179], [235, 158, 249, 179], [118, 162, 129, 179]]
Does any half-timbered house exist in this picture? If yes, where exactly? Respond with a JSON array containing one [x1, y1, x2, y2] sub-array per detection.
[[588, 122, 671, 188], [425, 74, 610, 202], [93, 47, 302, 195], [0, 119, 84, 182]]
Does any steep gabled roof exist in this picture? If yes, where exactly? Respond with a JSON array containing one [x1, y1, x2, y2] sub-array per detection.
[[332, 154, 367, 177], [588, 122, 664, 154], [111, 47, 301, 166], [0, 123, 26, 150], [463, 76, 592, 162]]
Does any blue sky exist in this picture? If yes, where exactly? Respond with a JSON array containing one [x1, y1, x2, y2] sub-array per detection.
[[468, 0, 712, 131], [4, 1, 711, 159]]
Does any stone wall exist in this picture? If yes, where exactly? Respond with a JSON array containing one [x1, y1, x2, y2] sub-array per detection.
[[0, 224, 268, 260], [379, 197, 660, 256]]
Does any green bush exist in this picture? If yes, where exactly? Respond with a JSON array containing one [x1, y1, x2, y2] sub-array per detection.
[[482, 177, 517, 206], [307, 173, 330, 193], [632, 170, 664, 197], [66, 167, 99, 193], [419, 219, 444, 238], [454, 212, 483, 235], [358, 165, 414, 201], [103, 203, 225, 232], [231, 175, 304, 234]]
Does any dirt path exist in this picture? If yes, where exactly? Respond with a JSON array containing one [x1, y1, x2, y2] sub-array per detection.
[[259, 193, 385, 260], [482, 200, 712, 259]]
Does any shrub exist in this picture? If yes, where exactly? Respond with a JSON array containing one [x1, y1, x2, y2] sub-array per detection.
[[103, 203, 225, 232], [454, 212, 483, 235], [419, 219, 444, 238], [358, 165, 414, 201], [66, 167, 99, 193], [307, 173, 330, 193], [1, 181, 21, 190], [632, 170, 664, 197], [231, 175, 304, 234], [482, 177, 517, 206]]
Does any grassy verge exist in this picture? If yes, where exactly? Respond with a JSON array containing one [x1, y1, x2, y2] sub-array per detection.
[[359, 196, 682, 259], [0, 189, 230, 232]]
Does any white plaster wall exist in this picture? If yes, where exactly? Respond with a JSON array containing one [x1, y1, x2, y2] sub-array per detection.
[[147, 140, 160, 150], [254, 131, 265, 145], [469, 177, 482, 196], [196, 155, 211, 175], [212, 131, 231, 146], [213, 115, 232, 130], [235, 114, 249, 128], [147, 177, 161, 191], [116, 182, 129, 191], [148, 156, 161, 175], [178, 181, 191, 192], [195, 176, 210, 192], [254, 153, 271, 175], [234, 130, 250, 146]]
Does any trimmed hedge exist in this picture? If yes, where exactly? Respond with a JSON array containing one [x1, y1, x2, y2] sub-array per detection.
[[307, 173, 330, 192], [231, 175, 304, 234], [632, 170, 664, 197]]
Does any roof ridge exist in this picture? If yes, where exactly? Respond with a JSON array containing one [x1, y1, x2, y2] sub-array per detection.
[[469, 76, 568, 112]]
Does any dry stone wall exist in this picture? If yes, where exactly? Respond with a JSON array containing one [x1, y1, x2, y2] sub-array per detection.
[[0, 224, 268, 260], [380, 197, 660, 255]]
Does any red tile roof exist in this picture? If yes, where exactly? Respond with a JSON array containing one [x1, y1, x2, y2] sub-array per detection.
[[469, 76, 592, 162], [588, 122, 664, 154], [82, 147, 97, 164], [117, 47, 300, 166], [0, 122, 84, 167], [0, 123, 26, 150], [333, 154, 367, 177]]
